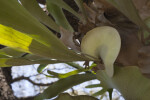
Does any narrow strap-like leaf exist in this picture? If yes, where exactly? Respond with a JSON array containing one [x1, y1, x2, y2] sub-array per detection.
[[0, 58, 65, 67], [74, 0, 87, 24], [37, 64, 48, 73], [34, 73, 96, 100], [0, 24, 60, 59], [20, 0, 60, 32], [0, 54, 10, 58], [0, 0, 89, 61], [47, 68, 90, 78], [92, 89, 107, 96], [0, 47, 25, 57], [66, 62, 83, 69], [85, 84, 102, 88], [108, 88, 113, 100], [47, 0, 82, 21], [46, 1, 74, 32], [55, 93, 98, 100]]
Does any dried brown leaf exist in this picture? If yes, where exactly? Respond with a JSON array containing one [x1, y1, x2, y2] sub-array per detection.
[[60, 27, 80, 51], [138, 46, 150, 74], [132, 0, 150, 20], [79, 0, 144, 67], [116, 29, 142, 66]]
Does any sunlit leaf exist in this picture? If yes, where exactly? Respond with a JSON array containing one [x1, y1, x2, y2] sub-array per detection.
[[34, 73, 96, 100], [96, 66, 150, 100], [47, 68, 89, 78], [46, 1, 74, 32], [48, 63, 96, 78], [0, 0, 89, 61], [105, 0, 150, 32], [20, 0, 60, 32], [0, 24, 32, 53], [37, 64, 48, 73], [0, 0, 58, 47], [0, 24, 67, 60], [55, 93, 98, 100]]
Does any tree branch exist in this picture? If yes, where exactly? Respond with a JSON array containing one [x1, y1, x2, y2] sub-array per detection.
[[12, 76, 53, 86]]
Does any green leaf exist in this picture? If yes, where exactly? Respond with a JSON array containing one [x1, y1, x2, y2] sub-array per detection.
[[96, 66, 150, 100], [0, 0, 59, 47], [66, 62, 83, 69], [0, 24, 32, 53], [105, 0, 150, 32], [0, 24, 66, 60], [85, 84, 101, 88], [0, 0, 89, 61], [143, 17, 150, 43], [47, 68, 89, 78], [55, 93, 98, 100], [74, 0, 87, 24], [81, 26, 121, 77], [108, 89, 113, 100], [23, 54, 44, 60], [55, 93, 73, 100], [0, 47, 25, 58], [37, 64, 48, 73], [92, 89, 107, 97], [0, 58, 64, 67], [34, 73, 96, 100], [47, 63, 96, 78], [47, 0, 82, 21], [0, 54, 10, 58], [20, 0, 60, 32], [46, 1, 74, 32]]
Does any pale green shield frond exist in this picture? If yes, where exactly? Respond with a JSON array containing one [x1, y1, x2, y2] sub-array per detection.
[[81, 26, 121, 77]]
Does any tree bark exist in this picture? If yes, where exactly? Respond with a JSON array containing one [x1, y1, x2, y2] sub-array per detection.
[[0, 44, 35, 100], [0, 68, 17, 100], [0, 45, 17, 99]]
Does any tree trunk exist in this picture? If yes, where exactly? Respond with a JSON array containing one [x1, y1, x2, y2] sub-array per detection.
[[1, 67, 36, 100], [0, 44, 35, 100], [0, 68, 17, 100]]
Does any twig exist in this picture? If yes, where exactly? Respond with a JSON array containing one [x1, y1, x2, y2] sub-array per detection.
[[12, 76, 53, 86]]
